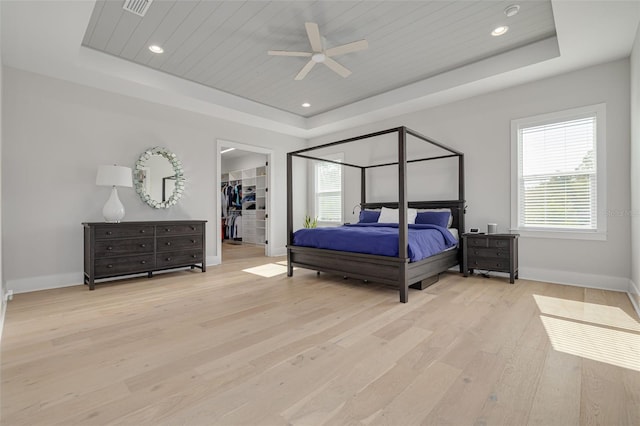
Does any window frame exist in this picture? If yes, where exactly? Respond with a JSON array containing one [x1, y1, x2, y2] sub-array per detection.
[[313, 153, 344, 225], [510, 103, 607, 240]]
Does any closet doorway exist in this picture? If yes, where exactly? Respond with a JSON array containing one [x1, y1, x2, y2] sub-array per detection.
[[217, 140, 272, 263]]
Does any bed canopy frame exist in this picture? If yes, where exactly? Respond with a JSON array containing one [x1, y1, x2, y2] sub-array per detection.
[[286, 126, 465, 303]]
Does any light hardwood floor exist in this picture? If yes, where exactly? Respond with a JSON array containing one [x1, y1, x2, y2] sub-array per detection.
[[2, 249, 639, 426]]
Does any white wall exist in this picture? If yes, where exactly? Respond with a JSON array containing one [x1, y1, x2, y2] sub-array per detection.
[[2, 67, 305, 293], [0, 0, 6, 333], [310, 59, 631, 292], [630, 25, 640, 313], [221, 151, 267, 174]]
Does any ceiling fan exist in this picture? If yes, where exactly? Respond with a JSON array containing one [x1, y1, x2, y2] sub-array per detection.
[[268, 22, 368, 80]]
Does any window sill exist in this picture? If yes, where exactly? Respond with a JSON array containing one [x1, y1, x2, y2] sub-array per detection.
[[510, 228, 606, 241]]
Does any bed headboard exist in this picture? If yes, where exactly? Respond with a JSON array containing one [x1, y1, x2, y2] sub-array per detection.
[[360, 200, 466, 233]]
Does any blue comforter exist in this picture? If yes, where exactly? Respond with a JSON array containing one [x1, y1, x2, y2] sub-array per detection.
[[292, 223, 457, 262]]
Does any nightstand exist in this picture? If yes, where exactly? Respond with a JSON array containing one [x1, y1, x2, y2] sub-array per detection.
[[462, 233, 519, 283]]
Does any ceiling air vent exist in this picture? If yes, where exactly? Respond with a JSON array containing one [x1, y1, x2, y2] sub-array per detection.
[[123, 0, 153, 17]]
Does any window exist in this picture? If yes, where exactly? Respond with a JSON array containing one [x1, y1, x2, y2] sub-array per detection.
[[511, 104, 606, 239], [315, 158, 342, 223]]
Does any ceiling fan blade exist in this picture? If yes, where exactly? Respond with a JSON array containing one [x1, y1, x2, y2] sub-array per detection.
[[268, 50, 312, 57], [323, 57, 351, 78], [305, 22, 323, 52], [325, 39, 368, 57], [295, 60, 316, 80]]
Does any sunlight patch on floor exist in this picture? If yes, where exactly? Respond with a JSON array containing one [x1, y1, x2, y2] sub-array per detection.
[[533, 294, 640, 332], [242, 263, 288, 278], [540, 315, 640, 371], [242, 262, 298, 278], [534, 294, 640, 372]]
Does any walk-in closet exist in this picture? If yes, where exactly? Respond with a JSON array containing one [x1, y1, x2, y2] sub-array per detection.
[[220, 146, 268, 261]]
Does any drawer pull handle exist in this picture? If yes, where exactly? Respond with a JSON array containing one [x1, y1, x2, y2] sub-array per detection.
[[141, 260, 146, 264], [107, 231, 113, 235], [165, 228, 171, 232], [192, 254, 197, 258], [140, 244, 146, 248], [107, 264, 113, 268], [166, 257, 171, 261], [166, 242, 171, 246], [191, 239, 196, 243], [107, 246, 113, 251], [140, 230, 145, 233], [190, 226, 196, 230]]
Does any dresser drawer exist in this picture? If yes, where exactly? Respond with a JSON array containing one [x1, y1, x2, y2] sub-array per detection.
[[468, 258, 510, 272], [156, 236, 203, 252], [95, 237, 154, 258], [156, 250, 203, 268], [156, 223, 203, 236], [467, 247, 509, 260], [94, 254, 155, 277], [95, 225, 154, 239]]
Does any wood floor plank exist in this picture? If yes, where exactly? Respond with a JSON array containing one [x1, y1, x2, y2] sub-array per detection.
[[2, 245, 638, 425]]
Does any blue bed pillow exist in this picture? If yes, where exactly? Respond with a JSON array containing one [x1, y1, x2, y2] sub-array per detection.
[[415, 211, 450, 228], [359, 210, 381, 223]]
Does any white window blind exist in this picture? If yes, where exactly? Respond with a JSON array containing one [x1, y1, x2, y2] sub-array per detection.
[[518, 115, 597, 230], [315, 160, 342, 222]]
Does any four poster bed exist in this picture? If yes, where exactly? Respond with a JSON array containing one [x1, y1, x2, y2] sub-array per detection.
[[286, 126, 465, 303]]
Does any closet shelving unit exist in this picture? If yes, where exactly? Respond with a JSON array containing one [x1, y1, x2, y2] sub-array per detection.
[[222, 165, 267, 246]]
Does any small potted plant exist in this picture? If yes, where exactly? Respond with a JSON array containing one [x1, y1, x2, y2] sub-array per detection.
[[303, 215, 318, 228]]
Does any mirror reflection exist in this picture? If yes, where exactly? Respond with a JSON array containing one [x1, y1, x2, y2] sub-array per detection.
[[134, 147, 185, 209]]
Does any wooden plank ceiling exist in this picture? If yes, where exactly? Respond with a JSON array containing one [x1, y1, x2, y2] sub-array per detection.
[[82, 1, 556, 117]]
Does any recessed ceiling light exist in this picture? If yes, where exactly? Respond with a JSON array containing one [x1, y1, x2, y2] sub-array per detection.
[[491, 26, 509, 36], [504, 4, 520, 17], [220, 148, 236, 154], [149, 45, 164, 54], [301, 102, 311, 108]]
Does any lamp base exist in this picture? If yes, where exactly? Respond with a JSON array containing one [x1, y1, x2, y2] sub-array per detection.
[[103, 186, 125, 223]]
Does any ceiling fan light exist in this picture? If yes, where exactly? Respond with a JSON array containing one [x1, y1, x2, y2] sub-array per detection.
[[311, 53, 326, 63], [491, 26, 509, 36]]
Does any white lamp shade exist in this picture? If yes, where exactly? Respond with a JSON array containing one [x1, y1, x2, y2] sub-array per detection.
[[96, 165, 133, 188]]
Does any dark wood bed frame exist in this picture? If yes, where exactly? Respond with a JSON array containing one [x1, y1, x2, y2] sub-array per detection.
[[286, 126, 465, 303]]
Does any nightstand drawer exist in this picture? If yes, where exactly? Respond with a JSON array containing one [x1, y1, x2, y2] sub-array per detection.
[[488, 239, 510, 248], [468, 258, 510, 271], [467, 247, 509, 259], [466, 238, 488, 248]]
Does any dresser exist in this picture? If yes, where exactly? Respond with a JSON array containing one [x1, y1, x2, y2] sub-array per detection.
[[83, 220, 206, 290], [462, 233, 519, 283]]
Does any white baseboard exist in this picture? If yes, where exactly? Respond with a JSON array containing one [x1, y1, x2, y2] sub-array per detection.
[[628, 279, 640, 318], [518, 267, 629, 292], [7, 272, 84, 294], [207, 255, 221, 266]]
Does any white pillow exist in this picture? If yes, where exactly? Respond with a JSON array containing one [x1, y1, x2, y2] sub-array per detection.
[[377, 207, 418, 224], [418, 208, 453, 227]]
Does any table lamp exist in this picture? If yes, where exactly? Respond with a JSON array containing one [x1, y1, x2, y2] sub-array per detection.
[[96, 165, 133, 223]]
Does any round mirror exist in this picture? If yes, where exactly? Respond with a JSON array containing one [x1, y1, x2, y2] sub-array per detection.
[[134, 147, 185, 209]]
